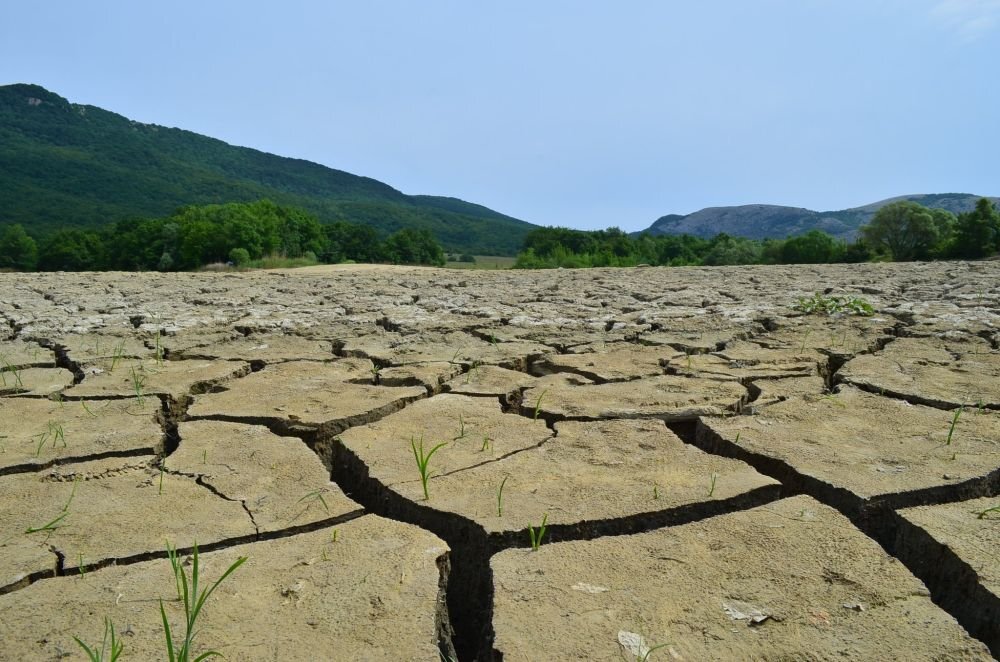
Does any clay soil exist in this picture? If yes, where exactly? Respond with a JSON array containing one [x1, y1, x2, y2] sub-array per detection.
[[1, 261, 998, 660]]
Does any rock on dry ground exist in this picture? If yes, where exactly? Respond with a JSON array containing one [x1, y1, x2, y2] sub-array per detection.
[[0, 261, 998, 661]]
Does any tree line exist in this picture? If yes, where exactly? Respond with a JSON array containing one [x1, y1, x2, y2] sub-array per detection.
[[513, 198, 999, 268], [0, 200, 446, 271]]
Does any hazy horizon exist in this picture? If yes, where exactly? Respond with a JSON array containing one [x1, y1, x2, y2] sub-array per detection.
[[3, 1, 998, 230]]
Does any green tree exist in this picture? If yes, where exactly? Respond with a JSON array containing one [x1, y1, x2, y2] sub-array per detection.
[[384, 228, 445, 266], [860, 201, 943, 261], [37, 229, 104, 271], [951, 198, 999, 259], [780, 230, 843, 264], [0, 224, 39, 271]]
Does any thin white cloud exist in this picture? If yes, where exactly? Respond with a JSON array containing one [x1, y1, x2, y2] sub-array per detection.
[[930, 0, 1000, 40]]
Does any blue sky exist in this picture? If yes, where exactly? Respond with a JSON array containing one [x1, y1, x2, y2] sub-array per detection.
[[2, 1, 998, 230]]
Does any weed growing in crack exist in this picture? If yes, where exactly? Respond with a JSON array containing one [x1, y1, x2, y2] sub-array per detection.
[[411, 435, 447, 500], [946, 407, 963, 446], [78, 553, 87, 579], [370, 364, 381, 385], [33, 420, 66, 456], [707, 472, 719, 498], [497, 475, 509, 517], [527, 513, 548, 551], [794, 293, 874, 316], [25, 477, 78, 535], [74, 616, 124, 662], [464, 360, 482, 384], [159, 463, 166, 495], [533, 389, 548, 421], [159, 543, 247, 662], [974, 504, 1000, 519]]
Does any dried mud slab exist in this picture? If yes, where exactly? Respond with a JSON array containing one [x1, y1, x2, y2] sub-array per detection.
[[374, 361, 463, 392], [67, 359, 249, 401], [523, 374, 747, 421], [169, 420, 361, 533], [174, 333, 336, 363], [697, 385, 1000, 514], [337, 394, 552, 482], [444, 365, 540, 397], [840, 336, 1000, 409], [490, 495, 992, 660], [0, 398, 162, 473], [0, 338, 56, 367], [531, 344, 679, 382], [342, 417, 778, 537], [752, 315, 894, 359], [187, 360, 426, 437], [0, 366, 74, 396], [50, 333, 153, 363], [341, 330, 549, 370], [748, 374, 828, 410], [0, 458, 253, 577], [0, 516, 449, 661], [894, 496, 1000, 654], [666, 340, 825, 382]]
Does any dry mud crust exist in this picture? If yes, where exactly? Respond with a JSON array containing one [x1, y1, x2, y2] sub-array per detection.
[[840, 336, 1000, 409], [0, 338, 57, 367], [522, 374, 747, 422], [696, 385, 1000, 518], [186, 359, 426, 442], [892, 496, 1000, 656], [339, 330, 551, 372], [66, 358, 250, 401], [443, 365, 540, 397], [0, 366, 74, 396], [335, 409, 778, 539], [0, 516, 451, 661], [168, 420, 361, 534], [530, 344, 681, 382], [0, 397, 163, 474], [665, 340, 826, 383], [490, 495, 992, 661], [172, 332, 337, 364]]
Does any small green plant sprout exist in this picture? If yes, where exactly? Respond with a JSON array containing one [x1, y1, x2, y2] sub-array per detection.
[[33, 420, 67, 456], [638, 642, 672, 662], [26, 477, 78, 535], [945, 407, 963, 446], [497, 475, 509, 517], [1, 357, 24, 389], [154, 332, 165, 366], [480, 434, 492, 452], [78, 553, 88, 578], [74, 616, 124, 662], [369, 364, 381, 385], [411, 435, 447, 500], [109, 339, 126, 372], [652, 483, 659, 500], [331, 528, 339, 543], [819, 394, 846, 408], [799, 329, 812, 353], [159, 462, 166, 495], [166, 540, 184, 600], [527, 513, 548, 551], [794, 293, 874, 317], [450, 347, 464, 364], [533, 389, 548, 421], [81, 400, 99, 418], [294, 489, 331, 520], [734, 432, 741, 445], [454, 413, 467, 440], [707, 472, 719, 498], [130, 365, 147, 406], [974, 504, 1000, 519], [159, 542, 247, 662]]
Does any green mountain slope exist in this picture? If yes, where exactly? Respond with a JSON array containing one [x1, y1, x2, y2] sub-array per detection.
[[0, 84, 534, 254]]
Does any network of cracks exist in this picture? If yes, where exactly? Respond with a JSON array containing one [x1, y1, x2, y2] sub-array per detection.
[[0, 263, 998, 660]]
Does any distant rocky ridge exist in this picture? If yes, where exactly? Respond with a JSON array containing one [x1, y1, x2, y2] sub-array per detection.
[[639, 194, 1000, 240]]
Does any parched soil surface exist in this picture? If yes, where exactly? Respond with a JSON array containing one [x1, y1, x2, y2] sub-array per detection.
[[1, 262, 998, 660]]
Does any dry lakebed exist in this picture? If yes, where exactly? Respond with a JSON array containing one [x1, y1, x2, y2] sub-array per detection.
[[0, 261, 998, 660]]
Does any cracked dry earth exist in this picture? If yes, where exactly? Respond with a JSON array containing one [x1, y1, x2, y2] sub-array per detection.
[[1, 262, 999, 661]]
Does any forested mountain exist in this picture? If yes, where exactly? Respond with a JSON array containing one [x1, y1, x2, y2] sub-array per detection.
[[0, 84, 534, 255], [641, 194, 1000, 240]]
